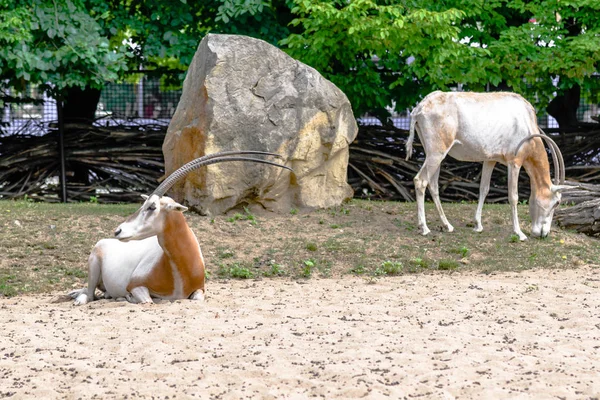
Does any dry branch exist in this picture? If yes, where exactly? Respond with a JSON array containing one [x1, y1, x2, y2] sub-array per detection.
[[555, 199, 600, 237]]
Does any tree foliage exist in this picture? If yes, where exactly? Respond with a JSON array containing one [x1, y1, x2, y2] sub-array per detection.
[[283, 0, 600, 121], [0, 0, 291, 98], [0, 0, 598, 122], [85, 0, 291, 78], [0, 0, 128, 97]]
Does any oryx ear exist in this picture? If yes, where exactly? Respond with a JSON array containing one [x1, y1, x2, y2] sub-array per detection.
[[141, 194, 150, 200], [165, 203, 188, 212], [551, 184, 579, 193]]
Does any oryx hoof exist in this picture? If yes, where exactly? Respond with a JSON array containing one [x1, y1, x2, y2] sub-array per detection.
[[189, 290, 205, 302], [73, 293, 89, 306], [517, 233, 528, 242]]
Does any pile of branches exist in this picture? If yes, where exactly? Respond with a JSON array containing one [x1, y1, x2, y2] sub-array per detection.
[[2, 117, 599, 205], [349, 124, 600, 204], [0, 118, 166, 203]]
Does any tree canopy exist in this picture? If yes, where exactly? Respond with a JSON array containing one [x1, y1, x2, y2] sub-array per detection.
[[284, 0, 600, 122], [0, 0, 127, 96], [1, 0, 599, 124]]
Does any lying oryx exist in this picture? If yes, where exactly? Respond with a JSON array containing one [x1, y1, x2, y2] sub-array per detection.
[[69, 151, 292, 305], [406, 91, 574, 241]]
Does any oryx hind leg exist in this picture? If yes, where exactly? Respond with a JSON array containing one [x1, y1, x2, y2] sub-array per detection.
[[414, 153, 446, 236]]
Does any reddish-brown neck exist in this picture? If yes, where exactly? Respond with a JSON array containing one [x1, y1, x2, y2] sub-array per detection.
[[158, 212, 205, 295], [522, 139, 552, 198]]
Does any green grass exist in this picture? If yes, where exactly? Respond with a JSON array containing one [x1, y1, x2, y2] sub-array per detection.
[[1, 199, 599, 296], [438, 259, 461, 270], [449, 245, 470, 258], [375, 261, 403, 276]]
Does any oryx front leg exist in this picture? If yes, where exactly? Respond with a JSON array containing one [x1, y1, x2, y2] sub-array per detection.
[[128, 287, 154, 304], [414, 154, 448, 235], [508, 164, 527, 241], [474, 161, 496, 233]]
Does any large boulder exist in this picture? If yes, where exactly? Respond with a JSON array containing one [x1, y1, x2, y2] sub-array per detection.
[[163, 34, 358, 215]]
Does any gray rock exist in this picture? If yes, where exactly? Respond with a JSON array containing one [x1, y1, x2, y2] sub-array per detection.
[[163, 34, 358, 215]]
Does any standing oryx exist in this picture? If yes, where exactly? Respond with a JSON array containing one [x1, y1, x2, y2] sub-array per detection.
[[406, 91, 574, 241]]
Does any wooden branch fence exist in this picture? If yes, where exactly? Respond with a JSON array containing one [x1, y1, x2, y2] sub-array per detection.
[[1, 121, 600, 205], [0, 121, 165, 203]]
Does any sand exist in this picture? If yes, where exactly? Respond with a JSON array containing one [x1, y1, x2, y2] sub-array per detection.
[[1, 267, 600, 399]]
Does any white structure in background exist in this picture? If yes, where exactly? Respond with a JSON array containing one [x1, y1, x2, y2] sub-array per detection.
[[1, 88, 57, 136]]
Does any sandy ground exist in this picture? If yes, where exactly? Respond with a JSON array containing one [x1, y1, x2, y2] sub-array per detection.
[[1, 267, 600, 399]]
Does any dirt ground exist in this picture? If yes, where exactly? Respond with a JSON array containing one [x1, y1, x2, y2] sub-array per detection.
[[2, 266, 600, 399]]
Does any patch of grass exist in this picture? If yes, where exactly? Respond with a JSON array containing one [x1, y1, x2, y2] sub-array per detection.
[[394, 218, 416, 231], [300, 259, 315, 278], [217, 247, 235, 259], [375, 261, 403, 276], [449, 245, 469, 258], [322, 237, 344, 252], [349, 264, 366, 275], [407, 257, 430, 273], [263, 262, 286, 277], [305, 242, 318, 252], [317, 259, 332, 277], [216, 263, 253, 279], [290, 208, 298, 215], [229, 264, 253, 279], [226, 207, 257, 225], [0, 275, 18, 297], [509, 234, 520, 243], [329, 206, 350, 216], [438, 259, 460, 270], [57, 267, 86, 279]]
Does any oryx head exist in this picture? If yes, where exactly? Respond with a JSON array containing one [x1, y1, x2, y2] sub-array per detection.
[[515, 133, 576, 238]]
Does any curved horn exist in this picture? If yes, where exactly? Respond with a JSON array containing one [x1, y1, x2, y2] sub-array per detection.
[[153, 151, 292, 197], [538, 129, 565, 185], [514, 133, 564, 185]]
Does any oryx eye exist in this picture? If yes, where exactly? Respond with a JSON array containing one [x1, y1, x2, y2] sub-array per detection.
[[147, 204, 156, 212]]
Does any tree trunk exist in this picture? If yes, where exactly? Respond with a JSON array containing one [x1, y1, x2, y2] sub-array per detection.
[[63, 86, 101, 124], [60, 86, 102, 184], [555, 198, 600, 237], [547, 84, 581, 129]]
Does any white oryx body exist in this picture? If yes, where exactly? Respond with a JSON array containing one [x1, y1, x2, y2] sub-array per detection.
[[69, 151, 292, 305], [71, 195, 206, 305], [88, 237, 163, 300], [406, 91, 572, 241]]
